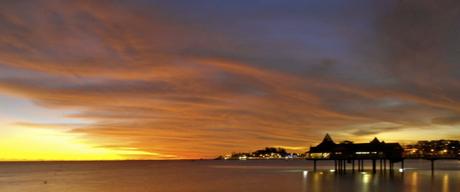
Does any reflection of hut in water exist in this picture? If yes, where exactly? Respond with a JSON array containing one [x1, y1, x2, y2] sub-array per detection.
[[306, 134, 404, 173]]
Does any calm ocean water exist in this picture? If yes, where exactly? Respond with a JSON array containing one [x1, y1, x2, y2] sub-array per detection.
[[0, 160, 459, 192]]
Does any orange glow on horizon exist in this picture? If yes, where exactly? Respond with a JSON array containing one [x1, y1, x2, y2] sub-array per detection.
[[0, 123, 174, 161]]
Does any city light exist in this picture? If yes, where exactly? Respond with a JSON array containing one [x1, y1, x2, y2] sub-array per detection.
[[303, 170, 308, 178]]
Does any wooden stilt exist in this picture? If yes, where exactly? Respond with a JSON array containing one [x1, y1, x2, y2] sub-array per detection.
[[372, 159, 376, 173], [357, 160, 360, 171], [352, 160, 355, 173], [383, 159, 386, 171], [401, 159, 404, 170], [359, 160, 361, 171], [339, 160, 342, 173], [334, 160, 337, 171], [313, 159, 317, 171]]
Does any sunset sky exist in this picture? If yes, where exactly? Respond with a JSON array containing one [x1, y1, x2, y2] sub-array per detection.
[[1, 0, 460, 160]]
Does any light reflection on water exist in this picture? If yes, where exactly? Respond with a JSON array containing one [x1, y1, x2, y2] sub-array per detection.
[[442, 174, 449, 192], [410, 172, 418, 192], [0, 160, 459, 192], [301, 170, 457, 192]]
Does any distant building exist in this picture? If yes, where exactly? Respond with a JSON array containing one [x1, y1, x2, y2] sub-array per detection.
[[307, 134, 404, 162], [219, 147, 305, 160], [403, 139, 460, 159]]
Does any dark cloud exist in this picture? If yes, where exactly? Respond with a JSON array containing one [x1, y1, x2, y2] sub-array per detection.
[[432, 116, 460, 126], [378, 0, 460, 85], [350, 126, 405, 137]]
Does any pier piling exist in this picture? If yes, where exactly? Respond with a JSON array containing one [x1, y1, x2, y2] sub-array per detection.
[[383, 159, 386, 171], [313, 160, 317, 171], [334, 160, 337, 172], [372, 159, 376, 173], [401, 159, 404, 170], [352, 160, 355, 173]]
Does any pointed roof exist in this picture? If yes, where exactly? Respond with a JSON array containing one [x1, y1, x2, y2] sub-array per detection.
[[309, 133, 336, 152], [370, 137, 380, 144], [316, 133, 335, 148], [322, 133, 335, 144]]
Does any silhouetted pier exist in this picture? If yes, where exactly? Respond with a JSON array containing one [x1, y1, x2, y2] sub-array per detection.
[[305, 134, 454, 174]]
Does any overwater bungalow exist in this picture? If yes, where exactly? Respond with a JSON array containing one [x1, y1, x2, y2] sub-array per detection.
[[306, 134, 404, 173]]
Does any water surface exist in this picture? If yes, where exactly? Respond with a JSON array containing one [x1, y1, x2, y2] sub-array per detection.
[[0, 160, 459, 192]]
